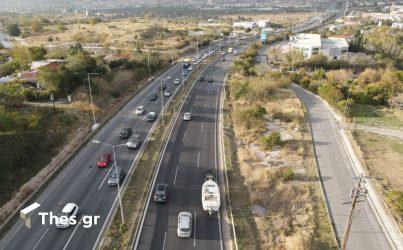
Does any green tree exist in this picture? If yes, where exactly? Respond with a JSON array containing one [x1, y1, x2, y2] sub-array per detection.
[[11, 46, 31, 70], [6, 23, 21, 36], [0, 82, 26, 107], [0, 61, 20, 76], [28, 46, 47, 61]]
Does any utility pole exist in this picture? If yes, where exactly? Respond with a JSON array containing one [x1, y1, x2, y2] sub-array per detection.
[[341, 174, 368, 250]]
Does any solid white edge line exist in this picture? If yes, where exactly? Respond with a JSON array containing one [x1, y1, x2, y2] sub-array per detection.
[[214, 69, 224, 250], [183, 131, 187, 143], [201, 122, 204, 134], [32, 228, 49, 250]]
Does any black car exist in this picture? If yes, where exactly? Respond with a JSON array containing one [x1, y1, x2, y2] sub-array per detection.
[[148, 93, 158, 101], [221, 57, 226, 61], [158, 84, 167, 91], [207, 78, 214, 82], [119, 127, 133, 139], [205, 169, 216, 181], [199, 76, 204, 82], [153, 183, 169, 202]]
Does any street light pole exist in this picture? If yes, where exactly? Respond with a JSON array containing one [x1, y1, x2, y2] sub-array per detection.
[[147, 52, 151, 79], [112, 145, 125, 225], [87, 73, 100, 130], [160, 79, 165, 125]]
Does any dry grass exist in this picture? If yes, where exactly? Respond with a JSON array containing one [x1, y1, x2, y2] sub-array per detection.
[[23, 17, 223, 53], [225, 71, 337, 249], [352, 131, 403, 230], [222, 12, 316, 26]]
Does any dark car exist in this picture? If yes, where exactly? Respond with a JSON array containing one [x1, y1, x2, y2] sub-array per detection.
[[119, 127, 133, 139], [205, 169, 216, 181], [154, 183, 169, 202], [147, 112, 157, 122], [199, 76, 204, 82], [207, 78, 214, 82], [107, 167, 126, 186], [221, 57, 226, 61], [148, 93, 158, 101], [158, 84, 167, 91]]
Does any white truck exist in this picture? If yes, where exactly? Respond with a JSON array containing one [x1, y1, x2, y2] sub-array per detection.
[[201, 180, 220, 215]]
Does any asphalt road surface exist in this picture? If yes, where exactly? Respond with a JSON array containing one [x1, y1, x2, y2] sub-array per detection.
[[137, 43, 249, 250], [0, 42, 229, 250], [290, 85, 392, 250]]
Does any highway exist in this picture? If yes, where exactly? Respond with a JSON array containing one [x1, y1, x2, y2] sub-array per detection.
[[0, 42, 227, 250], [290, 85, 393, 250], [136, 43, 249, 250]]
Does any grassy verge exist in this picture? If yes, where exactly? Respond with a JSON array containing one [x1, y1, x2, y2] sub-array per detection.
[[352, 131, 403, 231], [223, 70, 337, 249], [100, 59, 213, 249], [0, 106, 80, 207], [350, 104, 403, 130]]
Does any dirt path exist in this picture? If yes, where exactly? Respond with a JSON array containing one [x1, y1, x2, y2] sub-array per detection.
[[354, 124, 403, 140]]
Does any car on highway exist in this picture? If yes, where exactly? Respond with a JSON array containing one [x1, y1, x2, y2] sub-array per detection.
[[177, 211, 193, 237], [158, 84, 167, 91], [153, 183, 169, 203], [182, 70, 188, 76], [221, 57, 226, 61], [205, 169, 216, 181], [174, 78, 181, 85], [147, 112, 157, 122], [97, 152, 112, 168], [199, 76, 204, 82], [164, 89, 172, 97], [221, 52, 226, 55], [148, 93, 158, 101], [56, 203, 79, 228], [183, 112, 192, 121], [119, 127, 133, 139], [135, 106, 145, 115], [107, 167, 126, 186], [207, 77, 213, 82], [126, 133, 141, 149], [188, 66, 193, 71]]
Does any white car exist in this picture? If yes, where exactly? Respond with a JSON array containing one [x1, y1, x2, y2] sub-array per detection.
[[188, 66, 193, 71], [177, 211, 192, 237], [174, 78, 181, 85], [183, 112, 192, 121], [135, 106, 145, 115], [56, 203, 79, 228], [164, 90, 171, 97]]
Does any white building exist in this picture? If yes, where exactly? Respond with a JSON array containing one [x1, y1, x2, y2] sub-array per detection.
[[290, 33, 349, 59], [233, 21, 267, 29]]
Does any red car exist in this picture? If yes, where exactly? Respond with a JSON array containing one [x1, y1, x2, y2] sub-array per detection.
[[97, 152, 112, 168]]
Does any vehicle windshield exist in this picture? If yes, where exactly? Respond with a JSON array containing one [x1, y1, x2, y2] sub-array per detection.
[[180, 227, 190, 232], [110, 172, 118, 178]]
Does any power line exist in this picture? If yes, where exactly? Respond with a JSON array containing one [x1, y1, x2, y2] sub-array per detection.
[[341, 174, 368, 250]]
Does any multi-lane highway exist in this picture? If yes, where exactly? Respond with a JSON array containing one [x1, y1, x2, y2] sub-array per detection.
[[0, 41, 230, 250], [136, 43, 249, 250]]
